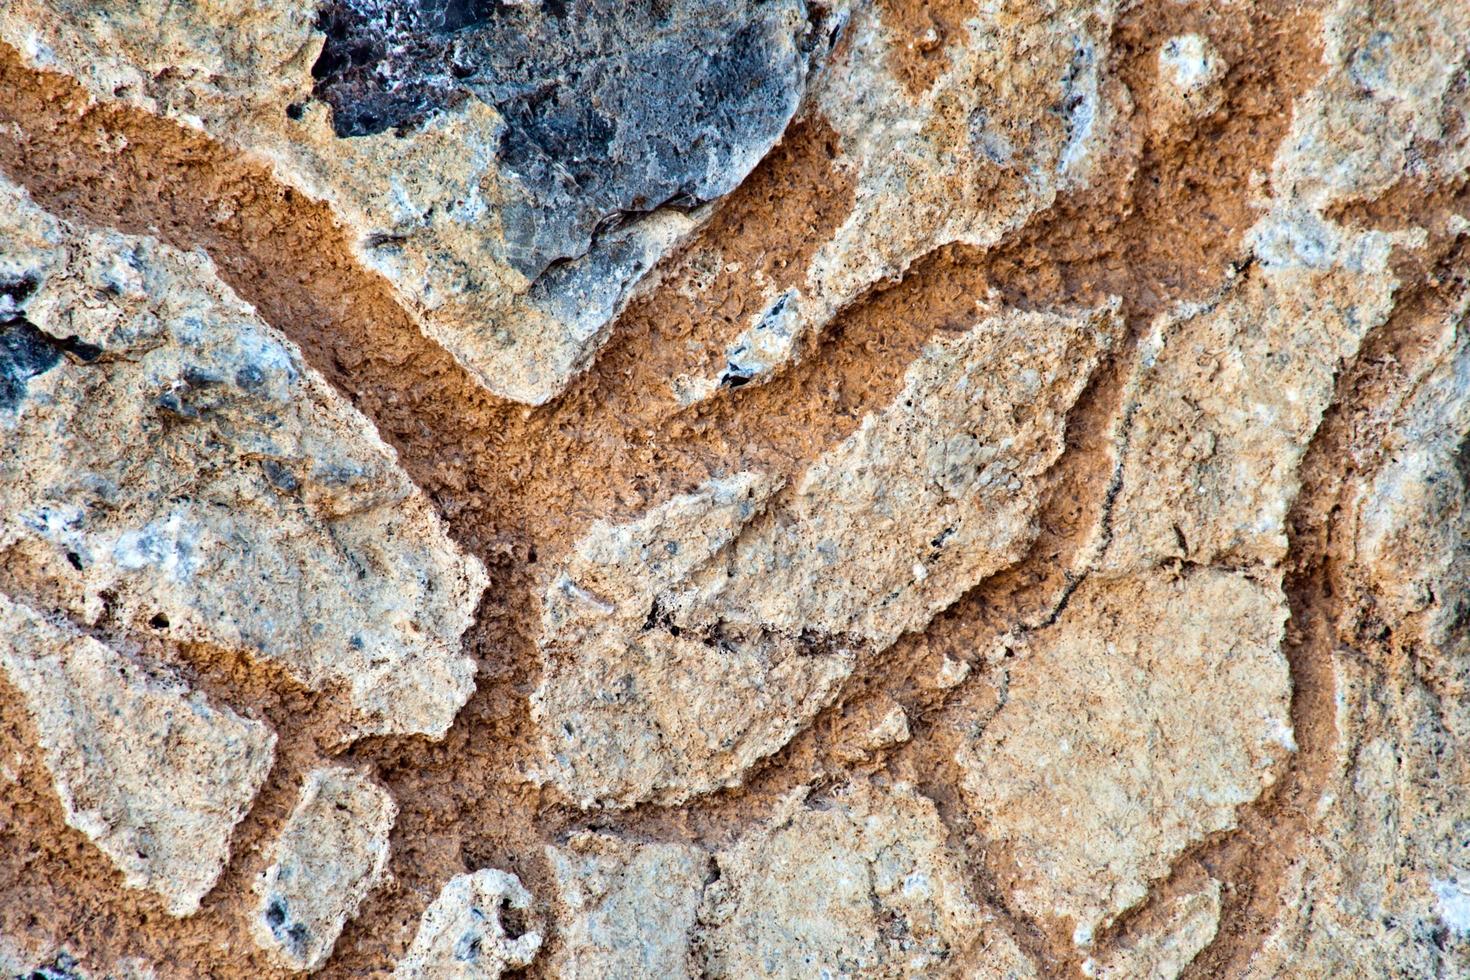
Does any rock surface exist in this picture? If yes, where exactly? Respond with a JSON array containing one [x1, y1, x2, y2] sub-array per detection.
[[0, 0, 824, 404], [957, 570, 1293, 948], [393, 869, 542, 980], [0, 593, 274, 917], [0, 172, 484, 743], [697, 779, 1032, 978], [0, 0, 1468, 977], [251, 767, 396, 972], [533, 303, 1118, 807], [545, 833, 709, 979]]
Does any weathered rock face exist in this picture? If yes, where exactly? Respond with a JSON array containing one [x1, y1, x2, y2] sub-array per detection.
[[0, 173, 485, 743], [544, 833, 709, 979], [0, 594, 275, 917], [393, 869, 542, 980], [956, 570, 1293, 947], [252, 767, 396, 972], [0, 0, 824, 403], [2, 0, 1469, 977], [697, 779, 1032, 978], [533, 304, 1118, 807]]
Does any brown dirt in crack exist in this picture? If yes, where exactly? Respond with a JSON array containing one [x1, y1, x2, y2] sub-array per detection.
[[0, 0, 1373, 975], [875, 0, 980, 96]]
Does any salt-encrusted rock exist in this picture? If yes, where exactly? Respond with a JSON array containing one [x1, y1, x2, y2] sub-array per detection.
[[0, 174, 484, 742], [697, 779, 1030, 978], [534, 304, 1120, 807], [0, 593, 275, 917], [956, 571, 1293, 947], [252, 767, 396, 972], [546, 833, 710, 979], [679, 0, 1126, 399], [1089, 878, 1222, 980], [393, 869, 541, 980], [0, 0, 824, 403]]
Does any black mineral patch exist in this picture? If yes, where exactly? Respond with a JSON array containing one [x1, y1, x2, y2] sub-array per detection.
[[311, 0, 819, 280], [1, 277, 102, 412]]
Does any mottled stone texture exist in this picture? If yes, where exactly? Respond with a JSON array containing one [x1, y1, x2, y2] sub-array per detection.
[[0, 0, 1468, 977], [0, 594, 274, 917], [0, 174, 484, 744], [251, 768, 396, 972]]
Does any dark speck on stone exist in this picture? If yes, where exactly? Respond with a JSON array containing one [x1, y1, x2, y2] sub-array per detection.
[[1, 305, 102, 413], [310, 0, 821, 280], [235, 363, 267, 390]]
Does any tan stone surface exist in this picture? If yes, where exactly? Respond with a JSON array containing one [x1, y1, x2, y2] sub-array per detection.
[[393, 869, 542, 980], [957, 571, 1293, 947], [251, 767, 397, 972], [534, 303, 1118, 807], [1089, 878, 1222, 980], [698, 779, 1032, 979], [545, 833, 710, 979], [0, 0, 1466, 976], [0, 0, 821, 405], [0, 173, 484, 743], [0, 593, 274, 917]]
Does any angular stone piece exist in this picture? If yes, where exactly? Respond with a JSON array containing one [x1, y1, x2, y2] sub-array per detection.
[[252, 767, 396, 972], [0, 593, 275, 917], [682, 0, 1125, 397], [956, 570, 1293, 946], [535, 305, 1120, 807], [394, 869, 541, 980], [0, 174, 484, 742], [1090, 878, 1222, 980], [698, 779, 1028, 978], [0, 0, 823, 404], [546, 832, 710, 980]]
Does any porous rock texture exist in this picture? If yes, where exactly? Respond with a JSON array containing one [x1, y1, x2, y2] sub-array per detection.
[[0, 0, 1468, 977]]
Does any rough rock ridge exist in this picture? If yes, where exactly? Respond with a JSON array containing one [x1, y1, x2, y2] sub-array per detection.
[[0, 0, 1468, 977]]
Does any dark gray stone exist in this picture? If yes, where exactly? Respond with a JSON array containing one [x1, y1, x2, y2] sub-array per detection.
[[311, 0, 820, 280]]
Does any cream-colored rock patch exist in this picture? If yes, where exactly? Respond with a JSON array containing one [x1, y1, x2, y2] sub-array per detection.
[[535, 304, 1120, 807], [394, 869, 542, 980], [1089, 878, 1222, 980], [252, 767, 396, 972], [546, 832, 710, 979], [957, 570, 1292, 946], [0, 174, 484, 743], [682, 0, 1128, 397], [0, 593, 274, 917], [0, 0, 820, 405], [698, 779, 1031, 978]]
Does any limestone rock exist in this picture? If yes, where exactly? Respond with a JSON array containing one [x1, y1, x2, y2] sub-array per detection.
[[534, 304, 1120, 807], [1245, 292, 1470, 979], [697, 779, 1031, 978], [683, 0, 1126, 398], [545, 833, 710, 980], [251, 767, 396, 973], [1101, 0, 1468, 574], [956, 570, 1293, 947], [1152, 35, 1227, 135], [0, 174, 484, 742], [0, 593, 274, 917], [0, 0, 824, 404], [394, 869, 541, 980], [1088, 878, 1222, 980]]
